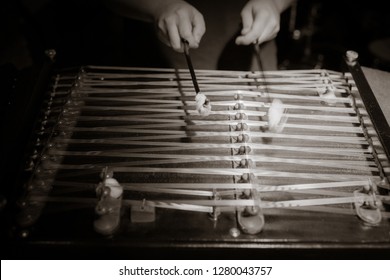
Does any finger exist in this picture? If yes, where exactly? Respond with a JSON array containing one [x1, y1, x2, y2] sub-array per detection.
[[236, 14, 278, 45], [165, 18, 182, 52], [254, 16, 279, 45], [256, 24, 279, 45], [236, 24, 263, 45], [157, 17, 170, 43], [192, 12, 206, 46], [157, 17, 168, 36], [240, 5, 253, 35], [178, 16, 198, 48]]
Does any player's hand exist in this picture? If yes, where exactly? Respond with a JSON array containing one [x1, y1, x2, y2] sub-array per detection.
[[235, 0, 281, 45], [154, 0, 205, 52]]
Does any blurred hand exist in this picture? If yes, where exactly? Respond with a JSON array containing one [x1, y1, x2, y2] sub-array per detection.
[[235, 0, 281, 45], [154, 1, 206, 52]]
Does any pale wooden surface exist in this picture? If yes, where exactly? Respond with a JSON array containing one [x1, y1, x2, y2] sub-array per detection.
[[362, 66, 390, 124]]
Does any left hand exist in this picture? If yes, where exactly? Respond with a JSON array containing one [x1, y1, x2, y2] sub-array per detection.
[[235, 0, 281, 45]]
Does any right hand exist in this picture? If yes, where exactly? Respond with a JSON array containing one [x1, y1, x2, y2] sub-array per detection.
[[154, 1, 206, 52]]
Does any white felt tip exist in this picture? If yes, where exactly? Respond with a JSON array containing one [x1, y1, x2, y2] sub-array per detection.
[[105, 178, 123, 199], [195, 93, 212, 116], [268, 98, 287, 133], [317, 86, 337, 105]]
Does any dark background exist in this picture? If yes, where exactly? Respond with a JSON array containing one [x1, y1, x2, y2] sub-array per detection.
[[1, 0, 390, 72]]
